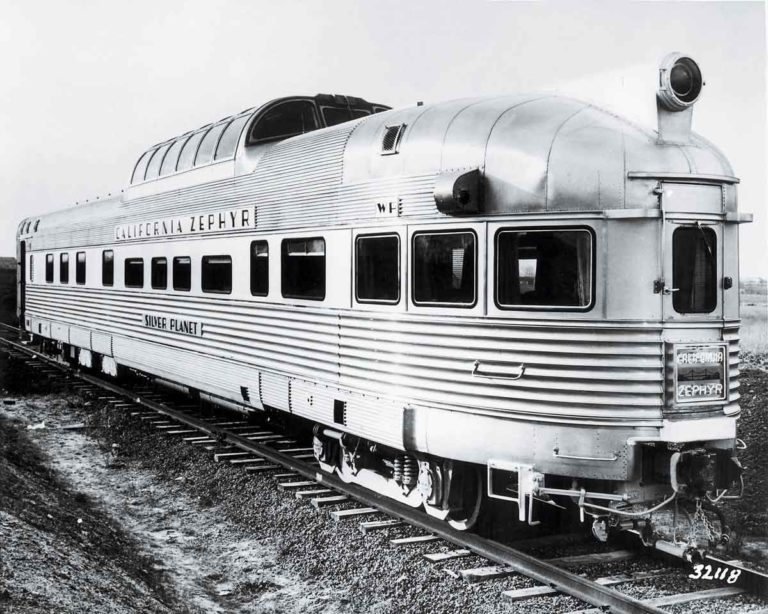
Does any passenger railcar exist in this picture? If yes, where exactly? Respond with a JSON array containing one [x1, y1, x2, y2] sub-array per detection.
[[16, 56, 751, 542]]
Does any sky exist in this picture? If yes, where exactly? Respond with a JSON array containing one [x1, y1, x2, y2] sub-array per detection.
[[0, 0, 765, 276]]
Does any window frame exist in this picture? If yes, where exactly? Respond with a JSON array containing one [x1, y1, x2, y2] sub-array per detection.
[[247, 99, 320, 146], [281, 236, 326, 301], [671, 225, 718, 315], [201, 255, 233, 295], [411, 229, 478, 308], [75, 251, 86, 285], [59, 253, 69, 284], [355, 232, 401, 305], [172, 256, 192, 292], [124, 257, 145, 289], [151, 257, 168, 290], [493, 225, 596, 313], [102, 250, 114, 287], [249, 240, 269, 297], [45, 253, 54, 283]]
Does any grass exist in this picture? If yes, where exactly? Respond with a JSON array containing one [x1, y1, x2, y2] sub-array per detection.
[[740, 282, 767, 355]]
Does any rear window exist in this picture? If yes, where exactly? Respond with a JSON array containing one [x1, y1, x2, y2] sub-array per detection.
[[201, 255, 232, 294], [412, 231, 475, 306], [173, 257, 191, 291], [673, 226, 717, 314], [496, 229, 593, 309], [249, 101, 319, 144], [124, 258, 144, 288]]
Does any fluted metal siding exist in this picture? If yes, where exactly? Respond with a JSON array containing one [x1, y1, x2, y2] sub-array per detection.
[[25, 284, 667, 426]]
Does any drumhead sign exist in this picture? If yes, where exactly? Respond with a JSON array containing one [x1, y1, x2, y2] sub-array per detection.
[[674, 343, 728, 404], [115, 206, 257, 241]]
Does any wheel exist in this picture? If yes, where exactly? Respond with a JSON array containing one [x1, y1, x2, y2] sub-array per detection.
[[444, 464, 484, 531]]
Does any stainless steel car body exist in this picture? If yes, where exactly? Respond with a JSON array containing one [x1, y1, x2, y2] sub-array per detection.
[[17, 92, 746, 484]]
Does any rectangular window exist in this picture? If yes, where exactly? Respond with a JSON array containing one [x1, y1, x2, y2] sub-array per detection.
[[673, 226, 717, 314], [45, 254, 54, 283], [173, 256, 191, 291], [201, 255, 232, 294], [102, 250, 114, 286], [496, 228, 593, 309], [250, 241, 269, 296], [281, 238, 325, 300], [151, 257, 167, 289], [59, 253, 69, 284], [76, 252, 86, 285], [124, 258, 144, 288], [413, 231, 476, 306], [356, 234, 400, 303]]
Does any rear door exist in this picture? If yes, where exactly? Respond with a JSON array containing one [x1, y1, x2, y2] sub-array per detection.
[[660, 184, 728, 413]]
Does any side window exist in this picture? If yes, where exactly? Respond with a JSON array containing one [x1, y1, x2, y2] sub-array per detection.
[[496, 228, 593, 309], [248, 101, 319, 144], [281, 238, 325, 300], [215, 114, 250, 160], [250, 241, 269, 296], [176, 129, 207, 172], [673, 226, 717, 314], [59, 253, 69, 284], [356, 234, 399, 303], [124, 258, 144, 288], [102, 250, 114, 286], [45, 254, 54, 283], [194, 122, 228, 167], [76, 252, 86, 285], [29, 255, 34, 282], [201, 255, 232, 294], [412, 231, 476, 306], [151, 257, 168, 289], [173, 257, 191, 291]]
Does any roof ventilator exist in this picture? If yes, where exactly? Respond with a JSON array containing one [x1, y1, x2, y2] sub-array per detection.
[[381, 124, 406, 155]]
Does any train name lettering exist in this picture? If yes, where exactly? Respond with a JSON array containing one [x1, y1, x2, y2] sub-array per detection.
[[677, 382, 724, 398], [115, 206, 256, 241], [142, 313, 203, 337], [677, 350, 724, 365]]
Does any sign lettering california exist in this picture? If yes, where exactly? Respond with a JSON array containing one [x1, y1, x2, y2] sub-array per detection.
[[115, 206, 256, 241]]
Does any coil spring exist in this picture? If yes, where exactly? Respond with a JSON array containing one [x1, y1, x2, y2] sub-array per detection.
[[393, 456, 403, 483], [402, 456, 418, 488]]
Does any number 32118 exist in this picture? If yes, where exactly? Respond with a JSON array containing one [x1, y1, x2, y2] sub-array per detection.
[[689, 564, 741, 584]]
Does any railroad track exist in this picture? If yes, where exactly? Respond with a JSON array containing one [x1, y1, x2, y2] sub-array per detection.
[[1, 321, 767, 614]]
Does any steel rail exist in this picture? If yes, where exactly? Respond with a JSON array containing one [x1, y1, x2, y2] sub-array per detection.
[[0, 323, 666, 614]]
